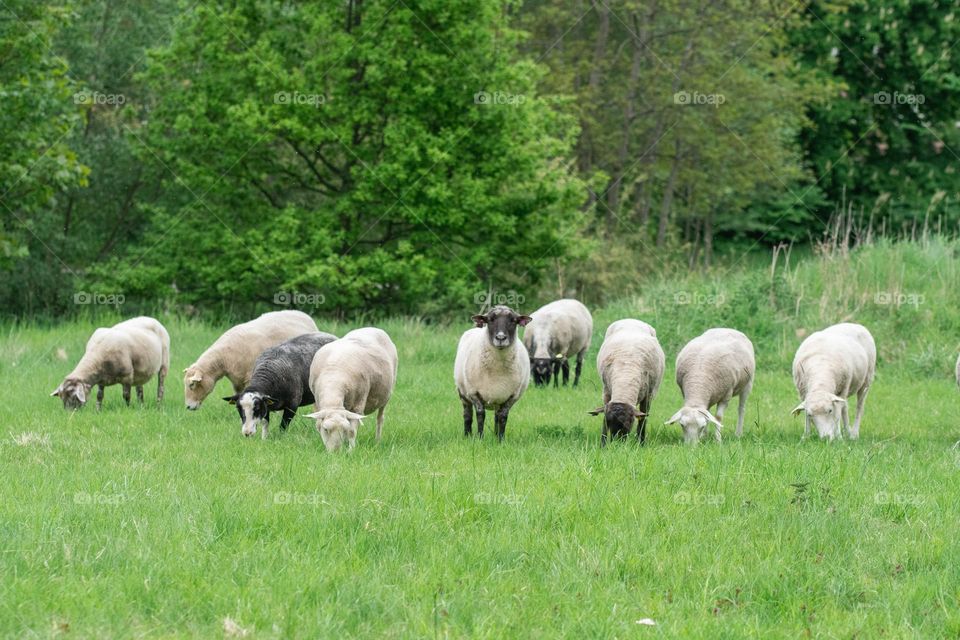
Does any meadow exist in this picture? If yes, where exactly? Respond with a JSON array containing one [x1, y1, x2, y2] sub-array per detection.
[[3, 239, 960, 638]]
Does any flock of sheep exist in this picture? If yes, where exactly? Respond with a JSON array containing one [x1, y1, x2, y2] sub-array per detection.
[[51, 299, 931, 448]]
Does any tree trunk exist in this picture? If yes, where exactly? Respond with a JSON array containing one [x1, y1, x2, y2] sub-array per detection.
[[656, 140, 682, 247]]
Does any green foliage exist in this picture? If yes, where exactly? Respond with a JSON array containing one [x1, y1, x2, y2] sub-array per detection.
[[84, 0, 584, 316], [0, 1, 87, 303], [791, 0, 960, 226]]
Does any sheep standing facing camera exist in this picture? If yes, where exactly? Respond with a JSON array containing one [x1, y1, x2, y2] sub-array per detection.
[[792, 322, 876, 440], [455, 306, 532, 440], [590, 319, 665, 445], [665, 328, 755, 444], [51, 316, 170, 410]]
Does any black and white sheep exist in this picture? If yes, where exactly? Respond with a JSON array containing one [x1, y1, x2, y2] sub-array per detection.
[[454, 305, 532, 440], [522, 298, 593, 387], [51, 316, 170, 410], [223, 332, 337, 439]]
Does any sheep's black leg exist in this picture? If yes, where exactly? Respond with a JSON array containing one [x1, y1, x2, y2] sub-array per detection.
[[157, 369, 165, 404], [552, 360, 561, 388], [495, 397, 517, 441], [573, 353, 584, 387], [461, 394, 473, 436], [637, 398, 651, 445], [136, 386, 144, 406], [96, 384, 104, 411], [561, 359, 570, 386], [280, 408, 295, 430], [475, 403, 486, 439], [122, 384, 131, 406]]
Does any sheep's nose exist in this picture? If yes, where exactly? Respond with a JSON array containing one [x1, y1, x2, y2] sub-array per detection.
[[495, 331, 507, 341]]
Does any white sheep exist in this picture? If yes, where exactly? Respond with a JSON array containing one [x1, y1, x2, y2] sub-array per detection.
[[304, 327, 398, 451], [665, 328, 755, 444], [183, 310, 317, 410], [589, 319, 665, 444], [792, 322, 876, 440], [522, 298, 593, 387], [455, 305, 532, 440], [51, 316, 170, 410]]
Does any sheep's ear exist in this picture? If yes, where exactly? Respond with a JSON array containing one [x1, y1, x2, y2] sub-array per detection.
[[189, 373, 203, 383], [517, 315, 532, 327], [222, 395, 238, 405], [791, 403, 805, 417], [304, 411, 322, 419], [344, 410, 365, 422], [634, 409, 648, 418], [830, 394, 845, 404], [50, 386, 62, 397], [664, 410, 683, 425], [698, 409, 722, 428], [75, 386, 86, 404], [471, 314, 487, 328], [264, 395, 280, 408], [588, 406, 605, 416]]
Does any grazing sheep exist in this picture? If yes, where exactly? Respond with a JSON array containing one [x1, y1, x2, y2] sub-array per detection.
[[589, 319, 665, 445], [522, 298, 593, 387], [304, 328, 398, 451], [183, 310, 317, 410], [223, 332, 337, 439], [792, 322, 876, 440], [665, 328, 755, 444], [455, 305, 532, 440], [51, 316, 170, 410]]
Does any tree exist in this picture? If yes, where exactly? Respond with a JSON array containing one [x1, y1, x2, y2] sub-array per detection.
[[0, 1, 88, 312], [90, 0, 584, 316]]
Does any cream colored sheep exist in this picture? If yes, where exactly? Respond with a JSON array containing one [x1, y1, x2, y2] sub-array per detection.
[[665, 328, 755, 444], [590, 319, 665, 445], [305, 327, 398, 451], [522, 298, 593, 387], [792, 322, 876, 440], [51, 316, 170, 410], [183, 310, 317, 410], [455, 306, 532, 440]]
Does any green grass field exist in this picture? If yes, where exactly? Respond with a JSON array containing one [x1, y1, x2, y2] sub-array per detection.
[[4, 241, 960, 638]]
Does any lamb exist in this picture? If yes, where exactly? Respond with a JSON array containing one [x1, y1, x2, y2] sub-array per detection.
[[183, 310, 318, 410], [51, 316, 170, 410], [665, 328, 755, 444], [791, 322, 876, 440], [455, 305, 532, 440], [522, 298, 593, 387], [223, 332, 337, 439], [589, 319, 665, 445], [304, 328, 398, 451]]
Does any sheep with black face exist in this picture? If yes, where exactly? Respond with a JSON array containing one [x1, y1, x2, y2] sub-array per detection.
[[454, 305, 532, 440], [589, 319, 665, 445], [223, 332, 337, 439], [522, 299, 593, 387]]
